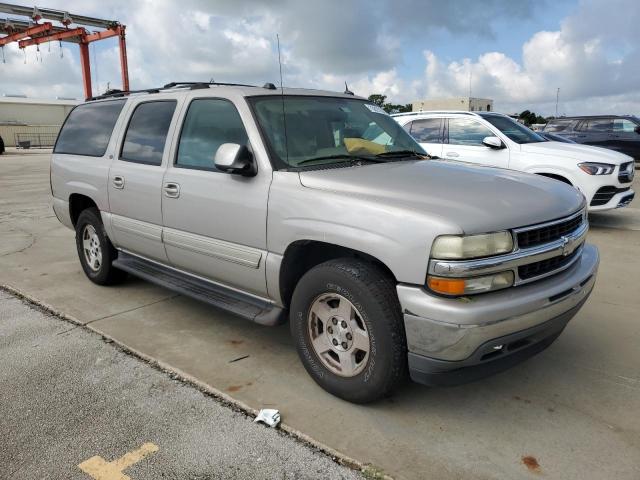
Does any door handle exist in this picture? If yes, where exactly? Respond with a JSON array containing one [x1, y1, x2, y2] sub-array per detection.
[[112, 176, 125, 189], [164, 182, 180, 198], [446, 152, 460, 158]]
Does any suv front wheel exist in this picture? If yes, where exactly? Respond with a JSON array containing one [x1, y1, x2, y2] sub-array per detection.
[[290, 258, 407, 403], [75, 208, 127, 285]]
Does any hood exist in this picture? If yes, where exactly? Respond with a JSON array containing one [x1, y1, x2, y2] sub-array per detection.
[[521, 141, 633, 164], [299, 160, 585, 234]]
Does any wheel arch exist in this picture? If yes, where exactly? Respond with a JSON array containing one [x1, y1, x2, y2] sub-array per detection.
[[535, 172, 573, 186], [69, 193, 99, 227], [278, 240, 397, 309]]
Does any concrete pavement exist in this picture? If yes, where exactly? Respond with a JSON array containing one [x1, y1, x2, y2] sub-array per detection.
[[0, 290, 365, 480], [1, 151, 639, 479]]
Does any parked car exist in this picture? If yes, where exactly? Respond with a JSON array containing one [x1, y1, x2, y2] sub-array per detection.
[[51, 84, 598, 403], [543, 115, 640, 161], [538, 131, 576, 143], [394, 111, 635, 210]]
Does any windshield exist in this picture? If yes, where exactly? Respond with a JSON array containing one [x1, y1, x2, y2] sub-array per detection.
[[249, 96, 426, 169], [481, 115, 547, 144]]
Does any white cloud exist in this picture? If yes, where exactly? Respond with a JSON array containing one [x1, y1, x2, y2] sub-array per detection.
[[1, 0, 639, 116]]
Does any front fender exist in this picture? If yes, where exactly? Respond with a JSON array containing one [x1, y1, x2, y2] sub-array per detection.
[[267, 172, 460, 285]]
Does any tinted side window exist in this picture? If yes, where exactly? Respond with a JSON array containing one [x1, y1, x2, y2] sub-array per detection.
[[120, 101, 177, 165], [584, 118, 612, 132], [613, 119, 637, 133], [176, 99, 248, 171], [410, 118, 442, 143], [54, 100, 126, 156], [545, 119, 573, 132], [448, 118, 494, 146]]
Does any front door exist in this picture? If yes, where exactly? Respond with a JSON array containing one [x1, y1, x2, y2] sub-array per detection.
[[443, 118, 510, 168], [612, 118, 640, 159], [161, 97, 271, 297], [108, 99, 178, 262]]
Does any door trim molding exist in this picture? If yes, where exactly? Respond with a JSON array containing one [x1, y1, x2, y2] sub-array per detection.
[[163, 227, 262, 269], [111, 213, 162, 242]]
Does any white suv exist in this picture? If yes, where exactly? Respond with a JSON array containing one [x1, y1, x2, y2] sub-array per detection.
[[393, 111, 635, 211]]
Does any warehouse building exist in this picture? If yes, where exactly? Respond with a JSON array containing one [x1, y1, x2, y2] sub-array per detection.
[[0, 96, 79, 148], [412, 97, 493, 113]]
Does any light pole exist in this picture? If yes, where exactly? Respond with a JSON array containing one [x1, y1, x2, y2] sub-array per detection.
[[556, 88, 560, 117]]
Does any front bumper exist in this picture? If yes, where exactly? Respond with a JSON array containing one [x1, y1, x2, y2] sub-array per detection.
[[398, 243, 599, 386]]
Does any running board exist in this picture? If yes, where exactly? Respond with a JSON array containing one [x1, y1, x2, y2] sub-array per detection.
[[113, 252, 286, 326]]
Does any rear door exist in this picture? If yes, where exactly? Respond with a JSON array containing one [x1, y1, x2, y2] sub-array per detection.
[[443, 117, 509, 168], [161, 96, 271, 297], [107, 99, 179, 262], [403, 118, 444, 157]]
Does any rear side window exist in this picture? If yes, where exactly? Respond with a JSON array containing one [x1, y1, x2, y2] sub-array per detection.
[[410, 118, 442, 143], [54, 100, 126, 157], [120, 101, 177, 165], [545, 119, 573, 132], [176, 99, 248, 171]]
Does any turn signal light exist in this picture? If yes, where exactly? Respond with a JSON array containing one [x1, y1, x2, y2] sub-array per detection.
[[427, 271, 515, 296], [427, 277, 466, 295]]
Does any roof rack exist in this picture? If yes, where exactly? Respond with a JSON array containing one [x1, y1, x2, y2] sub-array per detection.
[[87, 81, 264, 101], [391, 110, 481, 117]]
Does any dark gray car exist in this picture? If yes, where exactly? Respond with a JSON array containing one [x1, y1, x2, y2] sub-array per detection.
[[544, 115, 640, 160]]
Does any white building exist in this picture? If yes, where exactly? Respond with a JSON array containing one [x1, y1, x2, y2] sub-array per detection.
[[412, 97, 494, 113], [0, 96, 79, 147]]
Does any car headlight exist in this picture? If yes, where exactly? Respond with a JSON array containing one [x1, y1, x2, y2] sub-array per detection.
[[578, 162, 614, 175], [430, 231, 513, 260], [427, 271, 514, 296]]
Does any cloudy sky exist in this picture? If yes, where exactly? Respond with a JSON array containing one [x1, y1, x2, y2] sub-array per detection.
[[1, 0, 639, 116]]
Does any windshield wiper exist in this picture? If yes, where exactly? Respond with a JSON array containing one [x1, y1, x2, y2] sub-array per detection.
[[375, 150, 429, 159], [295, 154, 387, 167]]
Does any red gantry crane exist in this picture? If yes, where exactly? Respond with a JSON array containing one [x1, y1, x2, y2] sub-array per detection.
[[0, 2, 129, 99]]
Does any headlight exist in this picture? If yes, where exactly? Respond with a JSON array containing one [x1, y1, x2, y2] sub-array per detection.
[[427, 271, 514, 296], [431, 231, 513, 260], [578, 162, 614, 175]]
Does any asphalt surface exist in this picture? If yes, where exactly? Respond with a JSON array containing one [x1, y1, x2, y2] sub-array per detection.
[[0, 290, 364, 480], [1, 150, 639, 480]]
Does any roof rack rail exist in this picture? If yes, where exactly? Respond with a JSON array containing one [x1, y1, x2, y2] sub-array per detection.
[[162, 81, 258, 89], [87, 87, 161, 101], [87, 80, 272, 101]]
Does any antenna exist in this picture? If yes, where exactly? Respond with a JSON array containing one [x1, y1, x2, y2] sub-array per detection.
[[277, 34, 289, 165], [344, 81, 354, 95]]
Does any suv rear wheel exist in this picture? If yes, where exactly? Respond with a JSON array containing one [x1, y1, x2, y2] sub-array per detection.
[[290, 258, 407, 403], [75, 208, 127, 285]]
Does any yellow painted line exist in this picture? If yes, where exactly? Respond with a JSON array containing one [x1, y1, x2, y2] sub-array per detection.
[[78, 443, 159, 480]]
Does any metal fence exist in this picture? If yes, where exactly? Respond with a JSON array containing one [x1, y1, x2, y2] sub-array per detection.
[[14, 132, 58, 148]]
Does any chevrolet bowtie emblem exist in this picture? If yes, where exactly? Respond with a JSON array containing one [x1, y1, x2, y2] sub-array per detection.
[[561, 236, 571, 256]]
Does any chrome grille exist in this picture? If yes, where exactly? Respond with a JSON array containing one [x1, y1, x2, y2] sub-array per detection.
[[518, 247, 581, 280], [516, 212, 583, 249]]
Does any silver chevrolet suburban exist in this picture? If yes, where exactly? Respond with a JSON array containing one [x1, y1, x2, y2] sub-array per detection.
[[51, 82, 599, 403]]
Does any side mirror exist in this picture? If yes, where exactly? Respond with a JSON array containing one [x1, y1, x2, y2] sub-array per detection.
[[214, 143, 256, 177], [482, 136, 504, 149], [635, 125, 640, 134]]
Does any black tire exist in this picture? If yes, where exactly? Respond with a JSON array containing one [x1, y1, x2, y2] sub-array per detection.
[[290, 258, 407, 403], [75, 208, 127, 285]]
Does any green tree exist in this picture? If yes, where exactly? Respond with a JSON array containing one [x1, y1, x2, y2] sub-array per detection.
[[367, 94, 387, 108], [368, 94, 412, 114]]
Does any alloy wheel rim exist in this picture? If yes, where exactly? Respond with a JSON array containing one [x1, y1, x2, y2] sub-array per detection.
[[307, 293, 370, 377], [82, 224, 102, 272]]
